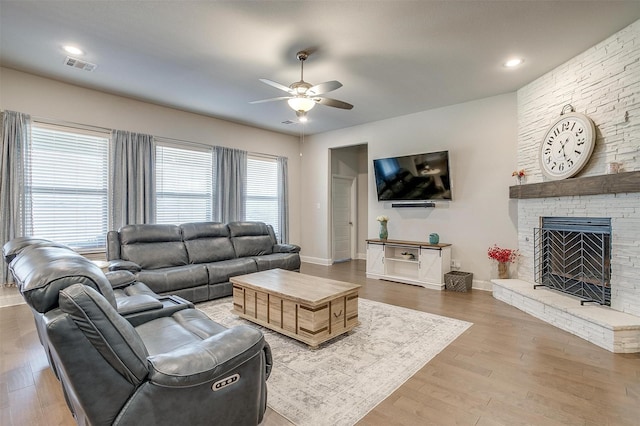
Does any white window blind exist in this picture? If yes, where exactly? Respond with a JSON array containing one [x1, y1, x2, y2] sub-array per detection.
[[27, 125, 109, 251], [156, 143, 214, 224], [246, 156, 279, 239]]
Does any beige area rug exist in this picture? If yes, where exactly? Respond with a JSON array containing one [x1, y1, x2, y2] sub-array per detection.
[[198, 298, 472, 426]]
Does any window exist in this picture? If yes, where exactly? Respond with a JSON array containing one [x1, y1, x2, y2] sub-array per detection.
[[27, 124, 109, 251], [246, 156, 280, 239], [156, 143, 214, 224]]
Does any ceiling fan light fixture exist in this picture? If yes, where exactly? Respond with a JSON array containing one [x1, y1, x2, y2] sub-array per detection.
[[288, 96, 316, 113], [297, 111, 308, 123]]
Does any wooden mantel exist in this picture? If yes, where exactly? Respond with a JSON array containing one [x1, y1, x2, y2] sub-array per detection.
[[509, 170, 640, 199]]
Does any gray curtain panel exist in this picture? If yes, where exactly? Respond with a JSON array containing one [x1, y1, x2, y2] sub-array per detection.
[[214, 146, 246, 223], [110, 130, 155, 230], [277, 156, 289, 243], [0, 110, 31, 286]]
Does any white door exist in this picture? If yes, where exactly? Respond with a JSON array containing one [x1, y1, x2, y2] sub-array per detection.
[[332, 176, 354, 262]]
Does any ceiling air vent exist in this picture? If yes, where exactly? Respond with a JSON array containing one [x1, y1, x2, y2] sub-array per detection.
[[64, 56, 97, 72], [281, 120, 296, 125]]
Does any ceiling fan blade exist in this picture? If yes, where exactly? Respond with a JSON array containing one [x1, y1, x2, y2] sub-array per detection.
[[259, 78, 294, 94], [314, 96, 353, 110], [249, 96, 292, 104], [307, 80, 342, 96]]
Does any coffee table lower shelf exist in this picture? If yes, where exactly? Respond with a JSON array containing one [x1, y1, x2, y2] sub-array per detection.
[[231, 286, 359, 348]]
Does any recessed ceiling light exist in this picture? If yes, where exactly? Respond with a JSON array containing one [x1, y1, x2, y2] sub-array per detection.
[[504, 58, 524, 68], [63, 45, 84, 55]]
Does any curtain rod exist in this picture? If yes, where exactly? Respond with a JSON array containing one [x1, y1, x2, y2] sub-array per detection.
[[28, 114, 281, 160]]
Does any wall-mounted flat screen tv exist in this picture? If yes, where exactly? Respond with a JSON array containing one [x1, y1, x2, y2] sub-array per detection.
[[373, 150, 452, 201]]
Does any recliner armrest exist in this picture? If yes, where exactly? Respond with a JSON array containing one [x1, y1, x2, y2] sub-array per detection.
[[105, 270, 136, 289], [147, 325, 267, 387], [116, 294, 163, 316], [123, 295, 193, 327], [108, 259, 142, 272], [273, 243, 301, 253]]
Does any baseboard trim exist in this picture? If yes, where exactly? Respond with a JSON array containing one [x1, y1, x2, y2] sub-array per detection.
[[300, 256, 332, 266]]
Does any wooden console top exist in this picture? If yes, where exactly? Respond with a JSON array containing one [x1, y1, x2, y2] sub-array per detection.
[[366, 238, 451, 248]]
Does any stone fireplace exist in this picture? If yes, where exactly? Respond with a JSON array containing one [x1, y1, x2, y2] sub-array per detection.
[[503, 174, 640, 352], [493, 20, 640, 352]]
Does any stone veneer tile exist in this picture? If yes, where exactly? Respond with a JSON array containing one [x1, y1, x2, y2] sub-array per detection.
[[492, 279, 640, 353]]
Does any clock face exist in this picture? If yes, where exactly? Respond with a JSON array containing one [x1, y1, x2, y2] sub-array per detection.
[[539, 112, 596, 180]]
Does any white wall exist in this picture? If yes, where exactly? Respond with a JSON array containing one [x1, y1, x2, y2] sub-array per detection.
[[301, 93, 518, 285], [0, 67, 302, 244]]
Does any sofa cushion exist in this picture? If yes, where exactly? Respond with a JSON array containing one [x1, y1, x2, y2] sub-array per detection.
[[136, 264, 209, 294], [228, 222, 273, 257], [205, 258, 258, 284], [2, 237, 72, 264], [181, 222, 236, 263], [10, 246, 117, 313], [135, 309, 228, 355], [253, 253, 301, 272], [119, 224, 188, 269]]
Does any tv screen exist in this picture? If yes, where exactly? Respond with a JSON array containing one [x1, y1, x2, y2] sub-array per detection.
[[373, 151, 452, 201]]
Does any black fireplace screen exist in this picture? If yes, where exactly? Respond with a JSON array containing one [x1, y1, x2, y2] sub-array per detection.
[[534, 217, 611, 306]]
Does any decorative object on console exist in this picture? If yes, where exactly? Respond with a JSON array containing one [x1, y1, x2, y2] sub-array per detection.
[[376, 215, 389, 240], [539, 104, 596, 181], [487, 245, 520, 279], [512, 169, 526, 184], [429, 233, 439, 245]]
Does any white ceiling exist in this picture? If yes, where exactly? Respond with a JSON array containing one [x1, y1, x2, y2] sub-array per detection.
[[1, 1, 639, 136]]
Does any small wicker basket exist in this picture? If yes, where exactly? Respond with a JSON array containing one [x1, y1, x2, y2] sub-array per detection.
[[444, 271, 473, 292]]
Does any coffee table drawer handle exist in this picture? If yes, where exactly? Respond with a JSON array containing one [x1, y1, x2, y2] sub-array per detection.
[[333, 309, 343, 318]]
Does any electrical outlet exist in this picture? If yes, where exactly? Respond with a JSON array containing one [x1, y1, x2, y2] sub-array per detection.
[[451, 259, 461, 269]]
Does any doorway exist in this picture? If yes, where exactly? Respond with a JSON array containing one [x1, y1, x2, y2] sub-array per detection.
[[330, 144, 368, 264]]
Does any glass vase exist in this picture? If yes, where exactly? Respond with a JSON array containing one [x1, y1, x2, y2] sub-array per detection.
[[379, 221, 388, 240], [498, 261, 509, 279]]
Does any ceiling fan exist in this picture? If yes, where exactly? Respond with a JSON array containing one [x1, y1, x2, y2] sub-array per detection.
[[250, 50, 353, 121]]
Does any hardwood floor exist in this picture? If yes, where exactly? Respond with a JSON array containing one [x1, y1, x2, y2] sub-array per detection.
[[1, 260, 638, 425]]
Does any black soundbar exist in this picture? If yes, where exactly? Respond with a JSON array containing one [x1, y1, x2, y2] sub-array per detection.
[[391, 202, 435, 208]]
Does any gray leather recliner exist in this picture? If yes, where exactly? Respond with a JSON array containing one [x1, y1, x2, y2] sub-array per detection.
[[5, 239, 272, 425]]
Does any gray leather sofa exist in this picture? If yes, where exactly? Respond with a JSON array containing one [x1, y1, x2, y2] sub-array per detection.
[[5, 239, 272, 426], [107, 221, 301, 302]]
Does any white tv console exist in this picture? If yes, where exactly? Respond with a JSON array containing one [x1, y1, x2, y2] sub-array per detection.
[[366, 239, 451, 290]]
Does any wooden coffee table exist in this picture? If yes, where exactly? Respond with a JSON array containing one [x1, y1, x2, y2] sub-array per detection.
[[230, 269, 361, 347]]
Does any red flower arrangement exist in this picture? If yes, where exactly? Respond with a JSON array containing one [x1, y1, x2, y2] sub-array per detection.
[[511, 169, 526, 178], [487, 245, 520, 263]]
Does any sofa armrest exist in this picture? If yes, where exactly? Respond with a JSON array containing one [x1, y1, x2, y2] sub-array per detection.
[[273, 243, 301, 253], [108, 259, 142, 272], [147, 325, 267, 387], [105, 270, 136, 289]]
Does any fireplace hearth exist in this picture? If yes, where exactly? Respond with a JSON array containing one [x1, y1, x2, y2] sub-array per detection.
[[534, 217, 611, 306]]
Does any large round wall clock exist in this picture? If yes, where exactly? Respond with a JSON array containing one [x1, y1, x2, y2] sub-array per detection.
[[539, 106, 596, 180]]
